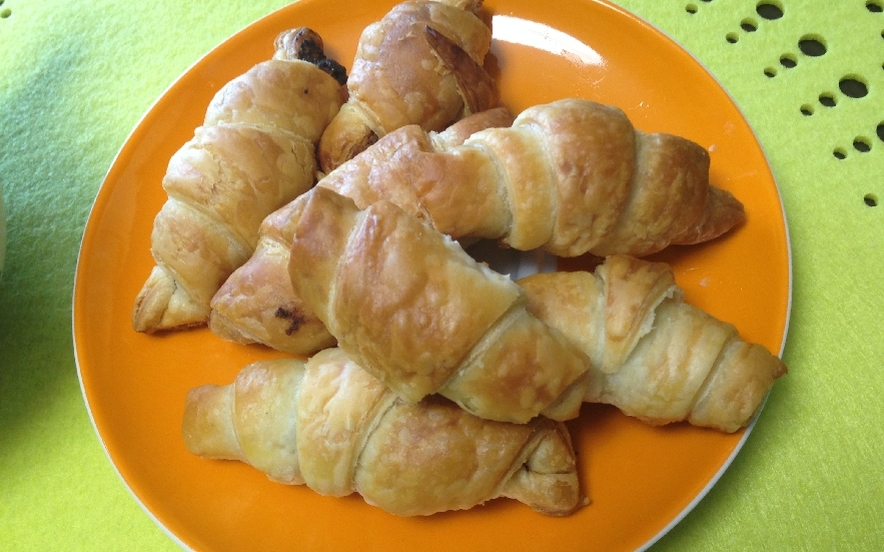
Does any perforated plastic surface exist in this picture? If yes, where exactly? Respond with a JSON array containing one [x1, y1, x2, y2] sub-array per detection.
[[622, 1, 883, 190], [614, 2, 884, 549]]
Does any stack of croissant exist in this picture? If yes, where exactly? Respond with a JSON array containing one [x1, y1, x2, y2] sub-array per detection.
[[134, 0, 787, 518]]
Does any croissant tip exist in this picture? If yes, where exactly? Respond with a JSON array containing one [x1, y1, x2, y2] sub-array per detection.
[[132, 268, 171, 333], [274, 27, 349, 85]]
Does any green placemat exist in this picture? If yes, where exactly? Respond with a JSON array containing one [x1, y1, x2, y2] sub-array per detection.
[[617, 2, 884, 548], [0, 1, 293, 549], [1, 0, 882, 550]]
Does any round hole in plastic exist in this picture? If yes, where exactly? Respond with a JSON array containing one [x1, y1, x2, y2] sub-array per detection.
[[867, 1, 883, 13], [819, 93, 837, 107], [741, 18, 758, 32], [757, 2, 784, 20], [834, 148, 847, 159], [800, 105, 814, 115], [780, 55, 797, 68], [798, 35, 827, 56], [853, 137, 872, 152], [839, 76, 868, 98]]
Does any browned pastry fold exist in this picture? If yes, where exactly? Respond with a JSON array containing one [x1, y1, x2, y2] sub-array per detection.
[[317, 0, 497, 172], [281, 187, 780, 431], [207, 108, 515, 355], [518, 255, 787, 433], [131, 28, 346, 333], [209, 98, 744, 357], [321, 97, 745, 258], [182, 348, 584, 516], [286, 187, 592, 424]]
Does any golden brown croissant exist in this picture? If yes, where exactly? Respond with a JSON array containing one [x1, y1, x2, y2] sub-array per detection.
[[518, 255, 787, 433], [317, 0, 497, 172], [286, 186, 591, 424], [209, 98, 744, 356], [207, 108, 515, 355], [131, 28, 346, 333], [283, 189, 780, 431], [182, 348, 584, 516], [321, 97, 745, 258]]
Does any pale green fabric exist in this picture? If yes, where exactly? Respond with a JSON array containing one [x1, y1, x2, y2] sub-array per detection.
[[617, 2, 884, 549], [1, 0, 882, 550]]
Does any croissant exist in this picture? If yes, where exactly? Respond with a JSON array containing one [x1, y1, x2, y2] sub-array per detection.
[[207, 107, 515, 355], [131, 28, 346, 333], [317, 0, 497, 172], [182, 348, 584, 517], [210, 97, 745, 355], [321, 97, 745, 258], [518, 255, 787, 432], [283, 187, 782, 430], [287, 186, 591, 424]]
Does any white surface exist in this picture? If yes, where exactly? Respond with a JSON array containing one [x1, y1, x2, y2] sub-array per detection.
[[465, 239, 557, 279]]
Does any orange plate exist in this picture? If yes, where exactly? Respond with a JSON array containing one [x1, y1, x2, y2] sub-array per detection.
[[74, 0, 791, 550]]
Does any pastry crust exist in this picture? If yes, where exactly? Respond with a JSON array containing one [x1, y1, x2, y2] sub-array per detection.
[[287, 187, 591, 424], [132, 28, 346, 333], [206, 99, 745, 358], [207, 108, 513, 354], [519, 255, 787, 432], [317, 0, 496, 171], [322, 98, 745, 257], [182, 349, 584, 516]]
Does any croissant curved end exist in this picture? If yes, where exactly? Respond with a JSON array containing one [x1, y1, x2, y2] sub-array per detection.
[[132, 266, 208, 333], [673, 186, 747, 246], [500, 420, 585, 516], [318, 104, 379, 173]]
